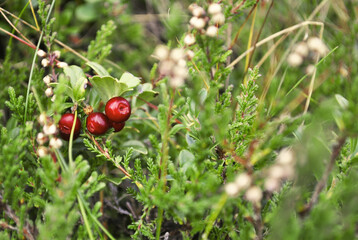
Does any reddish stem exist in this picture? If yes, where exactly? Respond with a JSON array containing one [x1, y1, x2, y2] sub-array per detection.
[[85, 131, 132, 178]]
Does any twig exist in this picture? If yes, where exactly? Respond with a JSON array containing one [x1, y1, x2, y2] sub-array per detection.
[[231, 0, 247, 14], [227, 21, 324, 69], [0, 26, 36, 49], [243, 2, 258, 80], [24, 0, 56, 124], [225, 0, 233, 88], [0, 7, 90, 62], [0, 221, 18, 231], [0, 10, 35, 46], [252, 204, 264, 240], [4, 205, 35, 240], [246, 0, 274, 72], [256, 33, 288, 67], [85, 131, 131, 178], [54, 39, 90, 62], [104, 199, 132, 216], [191, 59, 210, 90], [0, 7, 38, 30], [28, 0, 40, 30], [229, 2, 257, 50], [300, 136, 346, 216]]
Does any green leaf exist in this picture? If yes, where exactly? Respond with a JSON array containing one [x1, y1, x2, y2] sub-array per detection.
[[135, 83, 158, 107], [57, 74, 73, 99], [169, 124, 186, 136], [158, 105, 167, 134], [104, 176, 124, 185], [199, 88, 208, 105], [63, 66, 87, 101], [90, 76, 129, 102], [178, 150, 195, 173], [75, 3, 99, 22], [86, 62, 110, 77], [335, 94, 348, 109], [119, 72, 141, 89], [122, 140, 148, 155], [219, 50, 233, 63]]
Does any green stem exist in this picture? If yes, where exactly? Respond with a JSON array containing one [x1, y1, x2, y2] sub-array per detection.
[[202, 194, 228, 240], [77, 192, 116, 240], [159, 93, 174, 185], [24, 0, 56, 124], [68, 110, 77, 166], [31, 87, 44, 113], [156, 91, 174, 238], [156, 208, 164, 240], [7, 1, 29, 47], [54, 148, 68, 172], [160, 126, 170, 184], [77, 195, 95, 240]]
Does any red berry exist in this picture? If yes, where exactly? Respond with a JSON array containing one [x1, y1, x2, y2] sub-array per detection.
[[112, 121, 125, 132], [105, 97, 131, 123], [86, 112, 110, 135], [59, 113, 81, 141]]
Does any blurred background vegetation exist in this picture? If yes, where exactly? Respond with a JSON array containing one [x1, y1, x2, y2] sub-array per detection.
[[0, 0, 355, 119], [1, 0, 358, 239]]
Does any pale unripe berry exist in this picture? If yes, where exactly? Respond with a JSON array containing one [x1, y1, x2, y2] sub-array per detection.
[[282, 164, 295, 179], [38, 113, 47, 125], [169, 77, 185, 88], [154, 45, 170, 60], [190, 17, 206, 30], [159, 60, 175, 76], [192, 6, 205, 17], [339, 66, 349, 77], [53, 50, 61, 58], [170, 48, 185, 62], [45, 87, 53, 97], [56, 62, 68, 68], [307, 37, 328, 55], [206, 25, 218, 37], [305, 64, 315, 76], [234, 173, 252, 191], [184, 34, 196, 46], [208, 3, 222, 15], [51, 95, 56, 102], [41, 58, 49, 67], [225, 182, 239, 197], [186, 50, 195, 60], [276, 148, 294, 165], [287, 52, 303, 67], [36, 132, 48, 145], [37, 49, 47, 58], [43, 75, 51, 85], [173, 66, 188, 79], [177, 59, 187, 68], [265, 177, 280, 192], [50, 137, 63, 149], [212, 13, 225, 25], [268, 165, 285, 179], [37, 146, 48, 157], [294, 42, 309, 57], [189, 16, 198, 26], [188, 3, 198, 12], [245, 186, 263, 203], [43, 123, 57, 135]]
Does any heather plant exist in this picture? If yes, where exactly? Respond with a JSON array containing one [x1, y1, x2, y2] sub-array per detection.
[[0, 0, 357, 239]]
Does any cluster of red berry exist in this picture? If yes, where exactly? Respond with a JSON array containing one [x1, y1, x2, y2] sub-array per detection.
[[58, 97, 131, 140]]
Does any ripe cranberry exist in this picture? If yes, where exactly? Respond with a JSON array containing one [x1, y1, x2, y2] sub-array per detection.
[[112, 121, 125, 132], [105, 97, 131, 123], [86, 112, 110, 135], [59, 113, 81, 141]]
